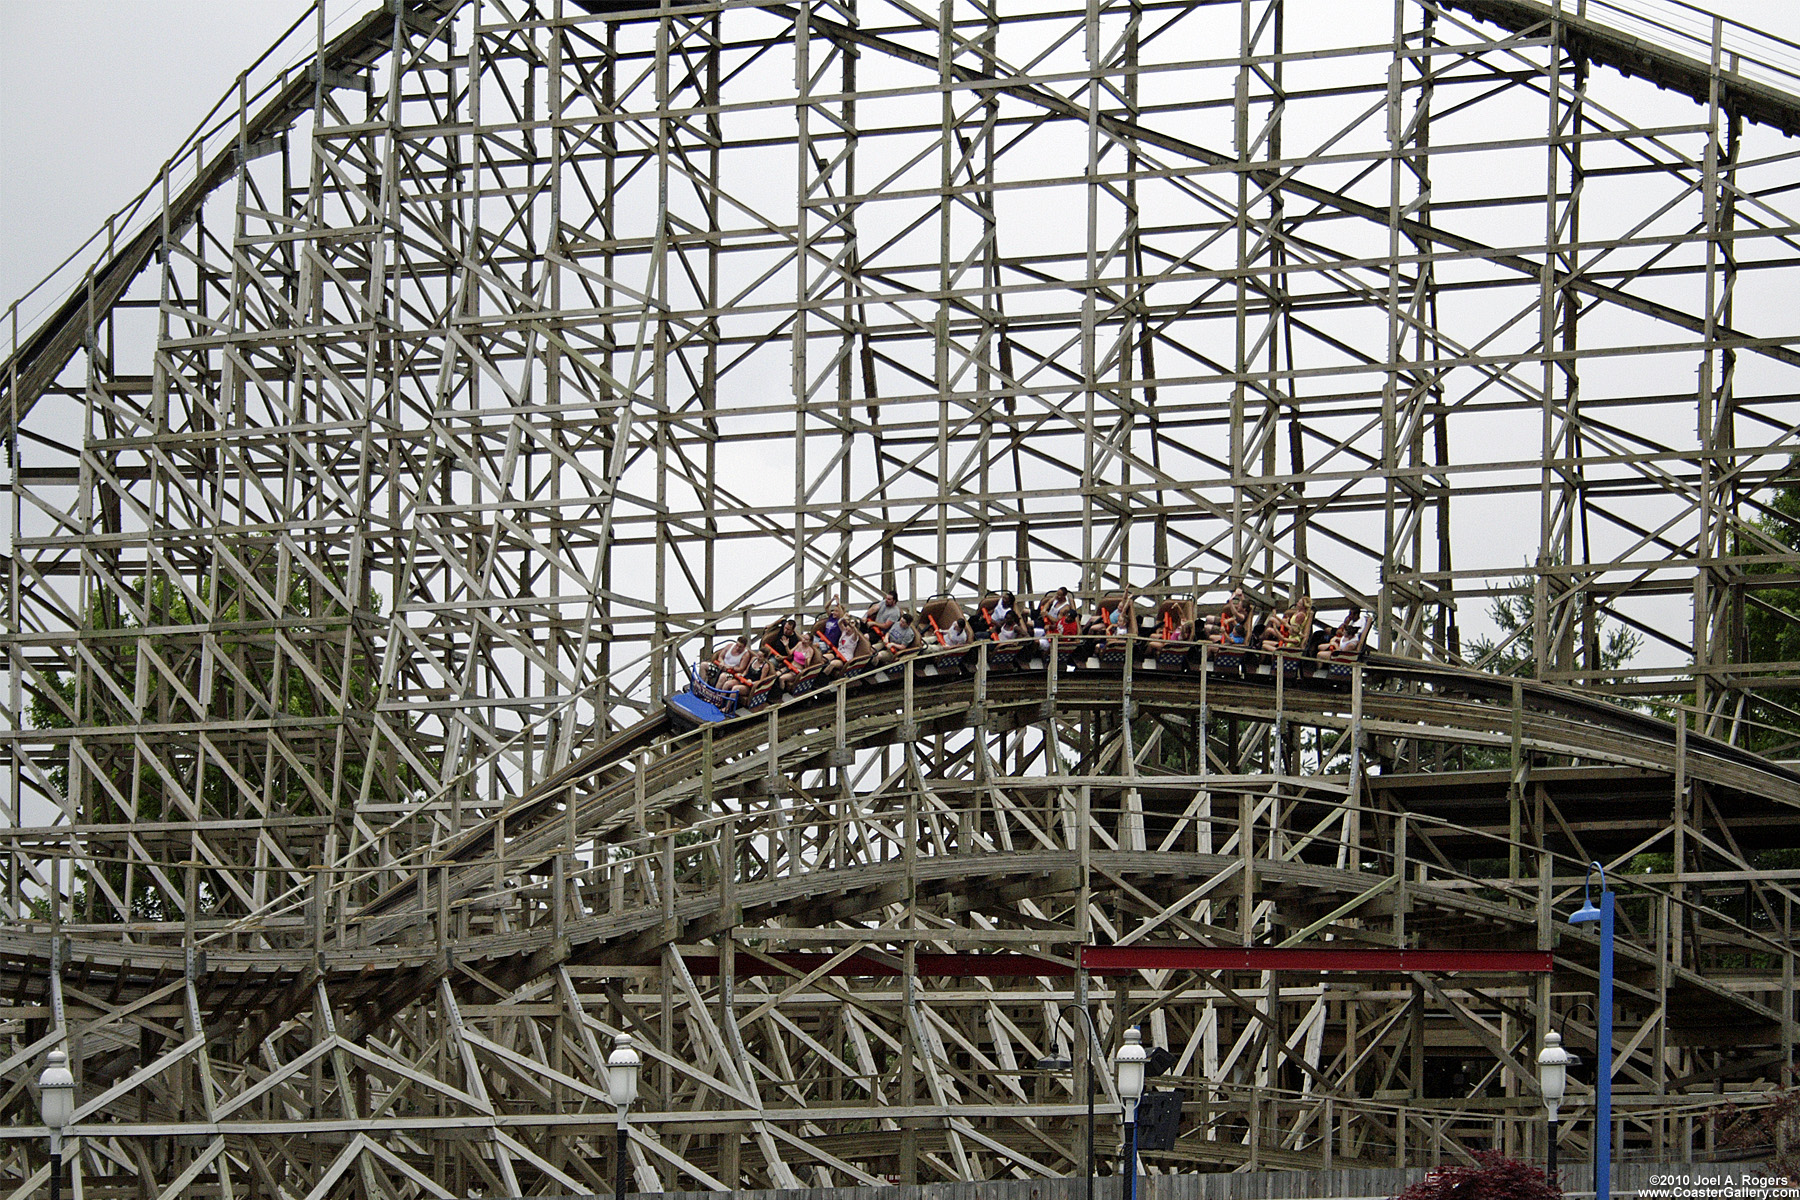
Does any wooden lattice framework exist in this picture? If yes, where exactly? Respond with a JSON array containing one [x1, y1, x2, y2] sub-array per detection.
[[1, 0, 1798, 1194]]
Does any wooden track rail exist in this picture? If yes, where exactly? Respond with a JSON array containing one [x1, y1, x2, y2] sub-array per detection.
[[4, 651, 1797, 1192]]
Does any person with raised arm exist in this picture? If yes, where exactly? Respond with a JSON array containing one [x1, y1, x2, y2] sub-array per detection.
[[764, 617, 799, 662], [836, 617, 873, 668], [781, 631, 824, 688], [1216, 589, 1248, 646], [1109, 591, 1136, 638], [822, 598, 847, 646], [1148, 601, 1192, 656], [1265, 595, 1313, 653]]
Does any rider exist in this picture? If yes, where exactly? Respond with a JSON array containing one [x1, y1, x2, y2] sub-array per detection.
[[1216, 589, 1248, 646], [876, 611, 920, 665], [1319, 605, 1367, 660], [864, 591, 904, 639], [713, 635, 756, 696]]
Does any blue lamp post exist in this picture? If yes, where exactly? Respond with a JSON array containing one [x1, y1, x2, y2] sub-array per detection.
[[1568, 862, 1614, 1200]]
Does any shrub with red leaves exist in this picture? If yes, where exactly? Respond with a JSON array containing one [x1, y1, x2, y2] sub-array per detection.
[[1392, 1150, 1562, 1200], [1714, 1081, 1799, 1185]]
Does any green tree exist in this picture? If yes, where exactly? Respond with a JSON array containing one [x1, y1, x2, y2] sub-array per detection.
[[1736, 467, 1800, 755], [1440, 567, 1642, 775], [25, 568, 396, 922], [1464, 566, 1642, 681]]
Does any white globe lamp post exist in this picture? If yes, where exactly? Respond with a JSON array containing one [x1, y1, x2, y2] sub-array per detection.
[[39, 1048, 75, 1200], [607, 1033, 642, 1200], [1538, 1029, 1570, 1183], [1115, 1027, 1147, 1200]]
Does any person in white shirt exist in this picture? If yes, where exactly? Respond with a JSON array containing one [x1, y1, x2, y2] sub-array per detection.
[[835, 619, 871, 667], [715, 635, 751, 670], [943, 617, 970, 647], [713, 635, 754, 695], [1319, 605, 1368, 660]]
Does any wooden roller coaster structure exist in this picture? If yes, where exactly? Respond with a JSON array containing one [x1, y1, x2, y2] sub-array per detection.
[[1, 0, 1798, 1195]]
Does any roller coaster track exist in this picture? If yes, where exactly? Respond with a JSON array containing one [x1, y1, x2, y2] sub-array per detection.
[[5, 653, 1795, 1098], [6, 0, 1800, 1190]]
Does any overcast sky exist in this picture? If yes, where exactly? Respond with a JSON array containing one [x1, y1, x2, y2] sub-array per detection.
[[3, 0, 1798, 324], [1, 0, 330, 328]]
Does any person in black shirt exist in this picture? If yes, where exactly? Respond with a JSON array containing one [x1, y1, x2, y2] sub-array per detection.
[[763, 618, 798, 662], [968, 603, 993, 640]]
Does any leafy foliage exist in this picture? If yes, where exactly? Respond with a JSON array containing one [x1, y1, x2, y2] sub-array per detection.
[[1393, 1151, 1561, 1200], [24, 568, 395, 921], [1464, 566, 1641, 681], [1713, 1080, 1800, 1185], [1734, 468, 1800, 755]]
